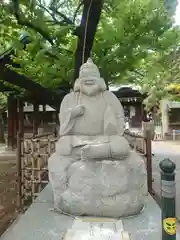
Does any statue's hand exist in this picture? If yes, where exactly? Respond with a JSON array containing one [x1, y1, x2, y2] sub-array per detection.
[[71, 105, 85, 118], [81, 143, 111, 160]]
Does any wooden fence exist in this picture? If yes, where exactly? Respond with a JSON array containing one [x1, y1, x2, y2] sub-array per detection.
[[16, 132, 57, 208], [124, 129, 154, 196]]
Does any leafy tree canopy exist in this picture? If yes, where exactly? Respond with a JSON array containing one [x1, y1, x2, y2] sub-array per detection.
[[0, 0, 179, 111]]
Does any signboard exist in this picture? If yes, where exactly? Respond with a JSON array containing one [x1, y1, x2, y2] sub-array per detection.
[[65, 218, 130, 240]]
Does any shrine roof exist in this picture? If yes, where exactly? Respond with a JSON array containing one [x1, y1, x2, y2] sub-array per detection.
[[110, 84, 145, 99]]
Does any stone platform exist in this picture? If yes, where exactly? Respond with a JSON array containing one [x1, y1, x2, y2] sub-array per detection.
[[1, 184, 180, 240]]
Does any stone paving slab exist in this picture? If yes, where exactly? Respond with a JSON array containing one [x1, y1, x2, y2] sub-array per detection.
[[0, 185, 74, 240], [152, 141, 180, 155], [1, 184, 179, 240], [123, 196, 168, 240], [0, 145, 6, 153]]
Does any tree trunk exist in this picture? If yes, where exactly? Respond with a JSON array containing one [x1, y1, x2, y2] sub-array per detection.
[[0, 113, 5, 143], [74, 0, 104, 81]]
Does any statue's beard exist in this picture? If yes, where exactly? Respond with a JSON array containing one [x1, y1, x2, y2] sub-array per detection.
[[80, 84, 100, 96]]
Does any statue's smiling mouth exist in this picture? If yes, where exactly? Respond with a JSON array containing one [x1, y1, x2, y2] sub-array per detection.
[[84, 80, 94, 85]]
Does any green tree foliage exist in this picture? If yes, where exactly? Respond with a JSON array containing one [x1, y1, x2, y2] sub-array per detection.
[[0, 0, 180, 111], [93, 0, 179, 84], [0, 0, 79, 88], [0, 93, 7, 112], [139, 29, 180, 111]]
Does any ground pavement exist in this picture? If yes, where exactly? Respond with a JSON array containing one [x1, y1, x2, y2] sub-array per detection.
[[0, 144, 15, 161], [0, 144, 17, 235], [151, 141, 180, 220]]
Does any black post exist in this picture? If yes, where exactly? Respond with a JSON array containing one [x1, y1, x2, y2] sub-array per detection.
[[159, 158, 176, 239]]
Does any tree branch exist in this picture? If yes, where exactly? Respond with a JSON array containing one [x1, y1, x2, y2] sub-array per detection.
[[73, 0, 84, 23], [38, 4, 72, 26], [45, 20, 69, 26], [45, 48, 73, 60], [50, 6, 74, 25], [50, 0, 66, 10], [12, 0, 54, 45], [37, 4, 60, 24], [133, 70, 145, 77]]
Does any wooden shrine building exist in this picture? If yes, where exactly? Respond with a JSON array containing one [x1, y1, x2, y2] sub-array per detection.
[[110, 85, 146, 128]]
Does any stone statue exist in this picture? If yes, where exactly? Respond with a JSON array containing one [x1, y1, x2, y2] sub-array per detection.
[[48, 59, 147, 218]]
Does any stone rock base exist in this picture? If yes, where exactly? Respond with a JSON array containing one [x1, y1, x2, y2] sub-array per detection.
[[48, 150, 147, 218]]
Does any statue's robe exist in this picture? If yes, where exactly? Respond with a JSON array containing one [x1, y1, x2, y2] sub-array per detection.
[[60, 90, 124, 136], [57, 90, 125, 157]]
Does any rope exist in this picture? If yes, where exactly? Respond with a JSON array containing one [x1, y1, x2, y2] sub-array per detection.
[[82, 0, 93, 65]]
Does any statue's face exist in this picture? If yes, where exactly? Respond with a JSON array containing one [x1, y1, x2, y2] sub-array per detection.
[[74, 59, 107, 95], [80, 77, 103, 96]]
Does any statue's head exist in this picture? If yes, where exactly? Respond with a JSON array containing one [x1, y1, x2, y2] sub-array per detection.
[[74, 58, 107, 96]]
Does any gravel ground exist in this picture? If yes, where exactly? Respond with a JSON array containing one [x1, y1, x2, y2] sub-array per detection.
[[0, 147, 17, 235]]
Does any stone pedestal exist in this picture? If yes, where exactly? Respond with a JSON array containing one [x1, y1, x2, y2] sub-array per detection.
[[1, 185, 179, 240]]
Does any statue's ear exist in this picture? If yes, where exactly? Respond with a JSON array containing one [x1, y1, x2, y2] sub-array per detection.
[[74, 78, 80, 92], [100, 78, 107, 91]]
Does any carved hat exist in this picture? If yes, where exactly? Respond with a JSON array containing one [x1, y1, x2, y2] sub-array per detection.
[[74, 58, 106, 92], [79, 58, 101, 79]]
